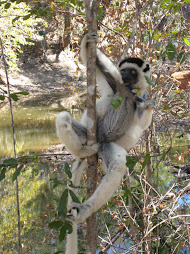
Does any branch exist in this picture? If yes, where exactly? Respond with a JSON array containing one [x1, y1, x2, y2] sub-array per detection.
[[83, 1, 99, 253]]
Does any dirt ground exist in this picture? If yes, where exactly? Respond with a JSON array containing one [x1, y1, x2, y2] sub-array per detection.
[[0, 49, 87, 110]]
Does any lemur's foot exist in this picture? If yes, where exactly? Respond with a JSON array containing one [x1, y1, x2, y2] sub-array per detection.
[[86, 32, 98, 43], [79, 143, 99, 158], [56, 112, 72, 130], [66, 202, 92, 223], [87, 143, 99, 154]]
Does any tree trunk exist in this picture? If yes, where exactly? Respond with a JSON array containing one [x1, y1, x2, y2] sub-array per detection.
[[64, 5, 71, 49], [83, 1, 99, 253], [142, 129, 152, 253]]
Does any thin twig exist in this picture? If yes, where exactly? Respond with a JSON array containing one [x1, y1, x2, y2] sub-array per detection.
[[119, 0, 154, 63], [0, 36, 21, 254], [142, 214, 190, 240]]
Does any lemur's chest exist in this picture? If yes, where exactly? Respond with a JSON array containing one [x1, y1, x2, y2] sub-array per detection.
[[116, 123, 143, 150]]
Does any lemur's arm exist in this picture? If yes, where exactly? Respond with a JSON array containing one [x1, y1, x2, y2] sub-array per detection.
[[80, 33, 123, 97]]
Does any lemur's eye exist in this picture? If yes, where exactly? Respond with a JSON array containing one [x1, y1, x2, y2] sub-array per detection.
[[120, 70, 124, 75], [131, 70, 137, 75]]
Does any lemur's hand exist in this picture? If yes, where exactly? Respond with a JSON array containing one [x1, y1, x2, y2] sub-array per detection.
[[66, 202, 93, 223], [145, 99, 156, 109], [137, 99, 156, 110]]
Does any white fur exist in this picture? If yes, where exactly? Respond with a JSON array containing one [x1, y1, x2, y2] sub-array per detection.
[[80, 35, 122, 98], [66, 160, 87, 254], [56, 112, 98, 158], [67, 143, 127, 223], [119, 62, 150, 95], [116, 102, 154, 150], [56, 33, 154, 254]]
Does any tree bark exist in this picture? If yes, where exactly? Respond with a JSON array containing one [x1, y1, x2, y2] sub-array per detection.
[[83, 1, 99, 253], [142, 129, 152, 254], [64, 5, 71, 49]]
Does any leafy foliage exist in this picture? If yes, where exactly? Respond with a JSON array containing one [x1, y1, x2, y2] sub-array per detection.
[[0, 2, 47, 70]]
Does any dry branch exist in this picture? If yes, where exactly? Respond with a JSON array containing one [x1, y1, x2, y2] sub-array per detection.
[[83, 1, 99, 253]]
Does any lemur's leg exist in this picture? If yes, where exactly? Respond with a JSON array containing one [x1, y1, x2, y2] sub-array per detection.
[[66, 159, 87, 254], [136, 99, 155, 130], [56, 111, 98, 158], [66, 142, 127, 223]]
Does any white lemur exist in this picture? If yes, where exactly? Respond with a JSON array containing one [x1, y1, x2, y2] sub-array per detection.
[[56, 33, 155, 254]]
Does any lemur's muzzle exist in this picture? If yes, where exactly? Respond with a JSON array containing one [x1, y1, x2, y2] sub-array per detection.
[[121, 67, 139, 86]]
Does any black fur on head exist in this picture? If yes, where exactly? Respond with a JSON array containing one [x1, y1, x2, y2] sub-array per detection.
[[119, 57, 144, 68], [119, 57, 150, 73]]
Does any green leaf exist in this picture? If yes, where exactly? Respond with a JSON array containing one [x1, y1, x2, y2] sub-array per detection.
[[12, 164, 23, 182], [65, 221, 73, 234], [166, 42, 176, 61], [4, 3, 11, 9], [173, 5, 180, 13], [12, 16, 20, 23], [48, 220, 64, 229], [10, 92, 29, 101], [59, 221, 73, 242], [39, 30, 46, 36], [141, 153, 150, 170], [10, 93, 19, 101], [16, 91, 29, 96], [123, 186, 132, 196], [126, 156, 139, 169], [111, 96, 123, 109], [132, 89, 141, 96], [69, 189, 80, 204], [50, 177, 63, 189], [145, 76, 154, 86], [97, 8, 104, 21], [23, 14, 31, 20], [54, 251, 64, 254], [184, 37, 190, 46], [65, 162, 72, 179], [59, 226, 67, 242], [69, 183, 81, 189], [0, 167, 6, 181], [0, 1, 7, 7], [0, 95, 5, 100], [3, 158, 17, 167], [57, 189, 68, 217], [162, 151, 166, 160], [177, 51, 186, 64]]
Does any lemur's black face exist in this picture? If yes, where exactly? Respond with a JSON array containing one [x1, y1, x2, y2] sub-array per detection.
[[119, 57, 150, 89], [120, 67, 139, 86]]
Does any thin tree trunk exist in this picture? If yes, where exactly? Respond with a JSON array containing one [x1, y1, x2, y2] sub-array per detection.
[[142, 129, 152, 253], [64, 5, 71, 49], [83, 1, 99, 253], [0, 37, 21, 254]]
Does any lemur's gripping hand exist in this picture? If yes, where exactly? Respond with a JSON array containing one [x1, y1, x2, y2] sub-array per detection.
[[66, 202, 92, 223], [145, 99, 156, 109], [86, 32, 98, 44], [138, 99, 156, 110], [79, 143, 99, 158]]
